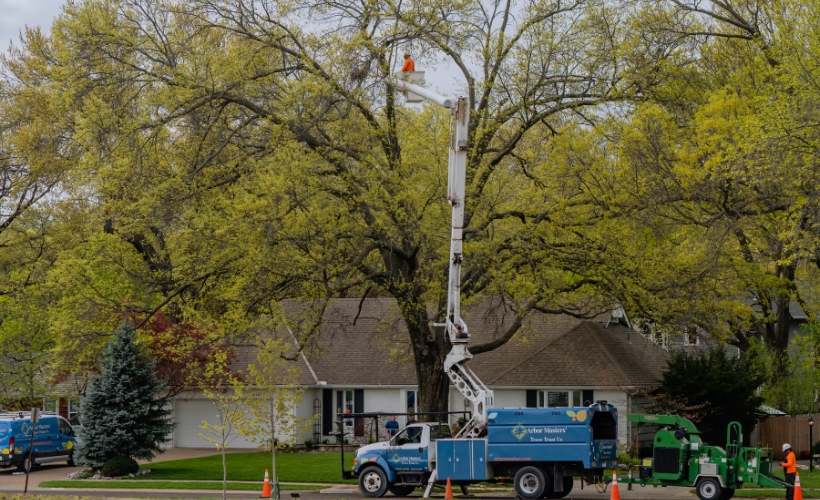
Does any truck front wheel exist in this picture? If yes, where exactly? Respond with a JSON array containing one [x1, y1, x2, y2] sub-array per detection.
[[515, 466, 547, 500], [696, 477, 723, 500], [359, 467, 389, 498]]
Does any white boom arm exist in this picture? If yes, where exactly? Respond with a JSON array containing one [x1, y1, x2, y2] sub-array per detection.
[[391, 78, 494, 439]]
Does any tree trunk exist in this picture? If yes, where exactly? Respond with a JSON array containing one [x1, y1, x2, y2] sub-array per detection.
[[397, 296, 451, 416]]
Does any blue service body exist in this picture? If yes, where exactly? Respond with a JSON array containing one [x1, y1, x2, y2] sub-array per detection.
[[486, 406, 618, 469], [352, 404, 618, 481]]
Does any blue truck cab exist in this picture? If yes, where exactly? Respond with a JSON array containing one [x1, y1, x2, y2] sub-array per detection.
[[0, 413, 78, 472], [352, 403, 618, 499]]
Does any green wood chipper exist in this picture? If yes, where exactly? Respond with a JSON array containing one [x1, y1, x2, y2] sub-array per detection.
[[615, 414, 787, 500]]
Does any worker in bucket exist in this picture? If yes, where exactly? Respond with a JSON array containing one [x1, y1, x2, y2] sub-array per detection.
[[781, 443, 796, 500], [401, 52, 415, 72]]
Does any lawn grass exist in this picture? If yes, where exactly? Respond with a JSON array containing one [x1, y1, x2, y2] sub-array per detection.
[[733, 490, 790, 498], [134, 452, 357, 483], [38, 480, 330, 491], [766, 469, 820, 489]]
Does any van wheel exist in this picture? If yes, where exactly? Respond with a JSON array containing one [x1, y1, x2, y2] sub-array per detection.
[[17, 456, 32, 473], [696, 477, 722, 500], [68, 452, 76, 466], [359, 467, 388, 498], [515, 466, 547, 500]]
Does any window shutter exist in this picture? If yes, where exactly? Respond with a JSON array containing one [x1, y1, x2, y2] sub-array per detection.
[[526, 390, 538, 408], [583, 390, 594, 406], [354, 389, 365, 437], [354, 389, 364, 413], [322, 389, 333, 436]]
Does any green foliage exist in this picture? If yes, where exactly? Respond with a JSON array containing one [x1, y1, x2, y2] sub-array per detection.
[[76, 321, 175, 468], [649, 347, 765, 446], [101, 456, 139, 477], [73, 470, 95, 479], [1, 0, 820, 421], [749, 332, 820, 415]]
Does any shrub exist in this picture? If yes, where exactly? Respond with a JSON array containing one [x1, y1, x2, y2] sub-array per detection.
[[101, 456, 139, 477], [618, 451, 639, 466]]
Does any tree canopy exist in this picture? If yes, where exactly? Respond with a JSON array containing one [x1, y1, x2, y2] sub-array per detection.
[[0, 0, 819, 414]]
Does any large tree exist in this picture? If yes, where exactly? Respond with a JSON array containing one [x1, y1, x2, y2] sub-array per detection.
[[619, 0, 820, 363], [23, 0, 663, 414]]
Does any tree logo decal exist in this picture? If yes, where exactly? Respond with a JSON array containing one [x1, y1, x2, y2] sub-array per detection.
[[566, 410, 587, 422], [512, 423, 528, 441]]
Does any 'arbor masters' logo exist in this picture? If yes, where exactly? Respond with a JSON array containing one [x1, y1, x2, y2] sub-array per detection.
[[511, 423, 528, 441]]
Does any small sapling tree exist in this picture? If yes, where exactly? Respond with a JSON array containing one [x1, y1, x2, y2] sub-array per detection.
[[199, 351, 249, 500], [239, 337, 314, 487]]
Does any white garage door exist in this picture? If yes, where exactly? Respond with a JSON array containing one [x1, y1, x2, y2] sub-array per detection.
[[174, 398, 257, 449]]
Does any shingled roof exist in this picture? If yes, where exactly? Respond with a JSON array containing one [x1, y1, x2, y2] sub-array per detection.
[[262, 298, 668, 388]]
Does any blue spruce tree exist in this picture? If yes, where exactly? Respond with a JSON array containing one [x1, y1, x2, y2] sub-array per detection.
[[76, 320, 176, 468]]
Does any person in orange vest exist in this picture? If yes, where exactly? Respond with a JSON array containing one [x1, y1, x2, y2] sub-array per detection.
[[401, 52, 415, 72], [781, 443, 796, 500]]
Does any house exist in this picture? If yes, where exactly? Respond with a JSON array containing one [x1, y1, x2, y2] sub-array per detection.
[[169, 298, 668, 449]]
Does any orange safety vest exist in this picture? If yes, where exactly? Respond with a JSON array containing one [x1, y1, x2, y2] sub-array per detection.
[[781, 450, 796, 473], [402, 58, 415, 72]]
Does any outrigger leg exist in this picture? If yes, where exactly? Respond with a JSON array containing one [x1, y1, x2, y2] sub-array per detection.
[[423, 469, 438, 498]]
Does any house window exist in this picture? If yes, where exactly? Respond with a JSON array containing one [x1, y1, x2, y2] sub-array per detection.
[[43, 399, 58, 414], [538, 390, 582, 408], [337, 390, 354, 427], [335, 389, 364, 437], [69, 397, 81, 426], [684, 327, 700, 346]]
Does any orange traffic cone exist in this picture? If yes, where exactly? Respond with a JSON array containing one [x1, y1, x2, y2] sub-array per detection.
[[610, 472, 621, 500], [794, 472, 803, 500], [261, 468, 272, 498], [445, 477, 454, 500]]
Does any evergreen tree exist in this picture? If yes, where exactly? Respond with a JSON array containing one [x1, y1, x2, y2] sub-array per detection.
[[76, 320, 175, 468], [649, 347, 765, 446]]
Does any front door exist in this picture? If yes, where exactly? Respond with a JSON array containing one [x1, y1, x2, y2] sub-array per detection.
[[388, 426, 427, 472]]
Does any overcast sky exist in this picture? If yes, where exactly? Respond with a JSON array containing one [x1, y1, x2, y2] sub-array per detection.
[[0, 0, 64, 48]]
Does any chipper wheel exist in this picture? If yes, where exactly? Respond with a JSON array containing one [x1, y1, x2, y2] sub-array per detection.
[[696, 477, 723, 500]]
